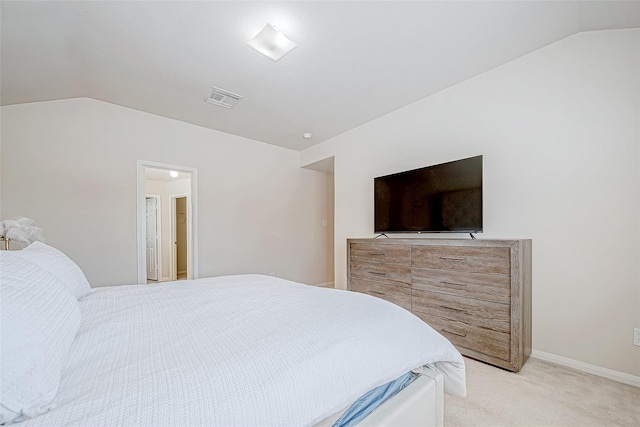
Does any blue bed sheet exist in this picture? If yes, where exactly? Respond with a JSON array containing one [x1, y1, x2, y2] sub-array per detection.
[[332, 371, 418, 427]]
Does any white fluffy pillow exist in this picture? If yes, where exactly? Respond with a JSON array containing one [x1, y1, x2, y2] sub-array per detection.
[[0, 251, 82, 424], [12, 242, 92, 299]]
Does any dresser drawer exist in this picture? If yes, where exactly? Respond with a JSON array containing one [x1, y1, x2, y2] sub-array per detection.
[[411, 245, 510, 275], [412, 289, 510, 333], [412, 267, 511, 304], [350, 279, 411, 311], [350, 243, 411, 265], [415, 312, 510, 361], [350, 261, 411, 286]]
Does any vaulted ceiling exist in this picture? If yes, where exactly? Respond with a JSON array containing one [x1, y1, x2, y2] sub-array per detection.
[[2, 1, 639, 151]]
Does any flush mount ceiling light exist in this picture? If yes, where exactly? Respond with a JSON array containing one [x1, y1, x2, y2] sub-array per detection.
[[169, 170, 179, 178], [247, 23, 297, 61]]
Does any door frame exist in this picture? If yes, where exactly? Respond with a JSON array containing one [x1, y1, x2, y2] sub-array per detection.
[[145, 194, 162, 281], [137, 160, 199, 285], [170, 194, 190, 281]]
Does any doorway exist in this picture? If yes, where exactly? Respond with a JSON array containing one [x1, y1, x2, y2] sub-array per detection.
[[145, 195, 161, 282], [171, 196, 189, 281], [301, 156, 335, 287], [137, 160, 199, 285]]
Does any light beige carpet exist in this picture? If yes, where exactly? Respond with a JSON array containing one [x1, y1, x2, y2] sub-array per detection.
[[445, 357, 640, 426]]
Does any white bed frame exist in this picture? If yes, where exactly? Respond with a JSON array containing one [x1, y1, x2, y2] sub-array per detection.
[[316, 366, 444, 427], [360, 366, 444, 427]]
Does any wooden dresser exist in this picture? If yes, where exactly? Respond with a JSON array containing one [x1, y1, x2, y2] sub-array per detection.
[[347, 238, 531, 372]]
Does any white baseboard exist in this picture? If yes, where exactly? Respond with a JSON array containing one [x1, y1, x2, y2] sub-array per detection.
[[530, 350, 640, 388]]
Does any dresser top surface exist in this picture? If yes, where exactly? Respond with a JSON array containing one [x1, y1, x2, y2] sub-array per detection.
[[348, 238, 530, 247]]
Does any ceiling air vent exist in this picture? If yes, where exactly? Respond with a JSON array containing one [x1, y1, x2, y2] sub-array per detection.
[[205, 86, 242, 108]]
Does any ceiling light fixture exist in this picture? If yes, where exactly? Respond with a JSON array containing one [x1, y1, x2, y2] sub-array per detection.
[[169, 170, 179, 178], [247, 23, 297, 61], [303, 133, 312, 139]]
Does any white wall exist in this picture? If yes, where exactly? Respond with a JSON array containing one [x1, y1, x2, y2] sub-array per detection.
[[1, 98, 333, 287], [301, 29, 640, 377]]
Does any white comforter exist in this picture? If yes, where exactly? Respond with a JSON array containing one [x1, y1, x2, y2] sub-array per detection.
[[23, 275, 465, 426]]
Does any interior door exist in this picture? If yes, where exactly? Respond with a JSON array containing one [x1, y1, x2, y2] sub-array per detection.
[[146, 197, 159, 281], [176, 197, 187, 280]]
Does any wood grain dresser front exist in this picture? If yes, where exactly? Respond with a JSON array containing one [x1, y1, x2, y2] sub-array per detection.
[[347, 238, 531, 372]]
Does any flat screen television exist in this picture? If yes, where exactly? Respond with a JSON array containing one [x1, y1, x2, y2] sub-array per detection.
[[374, 155, 482, 234]]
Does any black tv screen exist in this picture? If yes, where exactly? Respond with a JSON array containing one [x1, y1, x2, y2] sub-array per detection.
[[374, 155, 482, 233]]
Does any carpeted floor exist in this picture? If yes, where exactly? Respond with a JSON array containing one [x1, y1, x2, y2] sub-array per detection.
[[445, 357, 640, 426]]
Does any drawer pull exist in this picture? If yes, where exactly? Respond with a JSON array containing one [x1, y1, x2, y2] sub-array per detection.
[[369, 271, 387, 276], [368, 252, 384, 256], [440, 256, 467, 261], [442, 305, 467, 313], [442, 329, 467, 337], [369, 291, 386, 296], [441, 281, 467, 287]]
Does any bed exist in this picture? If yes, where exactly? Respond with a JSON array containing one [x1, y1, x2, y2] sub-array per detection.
[[1, 242, 466, 426]]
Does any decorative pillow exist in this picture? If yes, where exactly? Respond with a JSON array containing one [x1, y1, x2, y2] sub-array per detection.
[[0, 251, 82, 424], [12, 241, 92, 299]]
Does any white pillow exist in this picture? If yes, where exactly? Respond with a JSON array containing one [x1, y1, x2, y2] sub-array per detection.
[[0, 251, 82, 424], [12, 241, 92, 299]]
